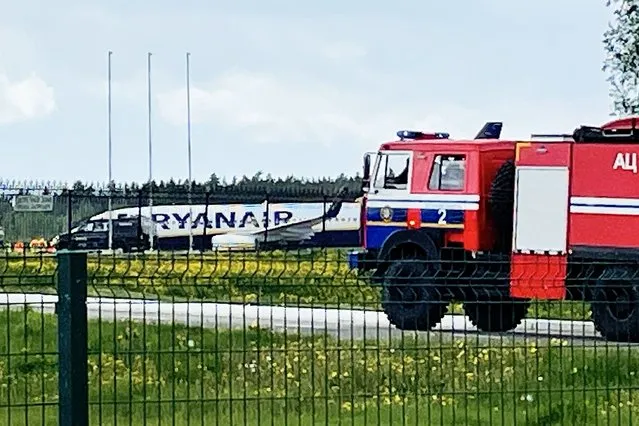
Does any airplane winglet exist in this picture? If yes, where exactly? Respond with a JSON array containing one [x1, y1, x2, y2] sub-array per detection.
[[325, 186, 348, 219]]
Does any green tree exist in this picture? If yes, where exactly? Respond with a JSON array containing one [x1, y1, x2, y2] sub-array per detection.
[[603, 0, 639, 114]]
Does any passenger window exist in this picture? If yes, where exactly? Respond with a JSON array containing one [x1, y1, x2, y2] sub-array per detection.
[[92, 221, 109, 231], [428, 154, 466, 190], [373, 153, 410, 190]]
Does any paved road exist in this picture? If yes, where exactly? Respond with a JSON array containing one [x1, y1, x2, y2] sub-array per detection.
[[0, 292, 629, 346]]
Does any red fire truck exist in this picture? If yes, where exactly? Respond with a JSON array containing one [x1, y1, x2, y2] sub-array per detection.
[[348, 118, 639, 342]]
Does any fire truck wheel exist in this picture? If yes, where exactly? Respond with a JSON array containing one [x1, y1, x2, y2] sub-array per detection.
[[488, 159, 516, 251], [462, 298, 530, 333], [590, 267, 639, 342], [380, 259, 449, 331]]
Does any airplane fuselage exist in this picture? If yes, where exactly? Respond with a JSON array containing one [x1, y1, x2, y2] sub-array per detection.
[[89, 202, 361, 250]]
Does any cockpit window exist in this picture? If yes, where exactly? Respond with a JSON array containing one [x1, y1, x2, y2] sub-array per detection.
[[79, 221, 108, 232], [428, 154, 466, 190], [373, 152, 410, 190]]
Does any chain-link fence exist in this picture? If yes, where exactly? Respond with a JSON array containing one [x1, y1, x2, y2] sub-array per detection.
[[1, 247, 638, 425], [0, 186, 361, 250]]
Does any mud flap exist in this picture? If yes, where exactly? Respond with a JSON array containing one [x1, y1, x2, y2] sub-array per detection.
[[510, 252, 567, 299]]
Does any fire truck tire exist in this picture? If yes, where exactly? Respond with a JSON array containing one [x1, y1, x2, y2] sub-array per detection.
[[462, 298, 530, 333], [488, 159, 516, 250], [380, 258, 449, 331], [590, 267, 639, 342]]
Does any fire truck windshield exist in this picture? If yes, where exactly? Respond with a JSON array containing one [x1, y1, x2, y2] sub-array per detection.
[[372, 151, 410, 190]]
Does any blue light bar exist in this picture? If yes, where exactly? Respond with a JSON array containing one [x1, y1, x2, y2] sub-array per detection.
[[396, 130, 450, 140]]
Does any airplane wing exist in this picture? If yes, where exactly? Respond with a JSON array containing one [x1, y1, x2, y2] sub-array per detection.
[[242, 187, 348, 243]]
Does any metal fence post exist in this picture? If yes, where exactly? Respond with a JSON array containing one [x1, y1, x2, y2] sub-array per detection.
[[264, 190, 270, 245], [137, 189, 144, 246], [66, 189, 73, 235], [202, 189, 210, 251], [57, 249, 89, 426]]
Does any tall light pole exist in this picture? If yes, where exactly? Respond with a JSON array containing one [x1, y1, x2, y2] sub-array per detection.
[[186, 52, 193, 252], [147, 52, 154, 250], [107, 51, 114, 251]]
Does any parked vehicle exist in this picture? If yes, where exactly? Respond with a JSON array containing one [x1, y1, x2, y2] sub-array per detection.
[[51, 216, 156, 252], [349, 117, 639, 342]]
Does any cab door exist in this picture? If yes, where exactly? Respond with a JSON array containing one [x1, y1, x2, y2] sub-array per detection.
[[365, 150, 413, 248], [368, 150, 413, 199]]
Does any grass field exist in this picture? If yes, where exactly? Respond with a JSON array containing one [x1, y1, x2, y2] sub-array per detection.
[[1, 308, 639, 425], [0, 249, 594, 322]]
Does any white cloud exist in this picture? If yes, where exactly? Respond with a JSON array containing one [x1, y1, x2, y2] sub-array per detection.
[[155, 69, 612, 159], [0, 73, 55, 124], [156, 70, 451, 148]]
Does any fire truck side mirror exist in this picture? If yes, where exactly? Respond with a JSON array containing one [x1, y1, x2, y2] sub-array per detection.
[[362, 153, 373, 191]]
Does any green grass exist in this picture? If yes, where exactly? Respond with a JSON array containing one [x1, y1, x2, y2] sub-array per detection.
[[0, 249, 595, 323], [2, 307, 639, 425]]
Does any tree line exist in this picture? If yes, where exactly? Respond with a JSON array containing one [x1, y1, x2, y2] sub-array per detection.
[[3, 171, 365, 204]]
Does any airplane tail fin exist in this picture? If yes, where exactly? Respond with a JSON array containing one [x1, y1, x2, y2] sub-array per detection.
[[474, 122, 503, 139]]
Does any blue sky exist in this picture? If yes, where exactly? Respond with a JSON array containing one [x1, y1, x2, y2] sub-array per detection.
[[0, 0, 615, 186]]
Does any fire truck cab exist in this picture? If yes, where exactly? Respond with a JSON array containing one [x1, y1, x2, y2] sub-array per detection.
[[349, 118, 639, 342]]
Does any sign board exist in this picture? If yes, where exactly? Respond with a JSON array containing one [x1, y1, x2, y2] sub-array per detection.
[[12, 195, 54, 212]]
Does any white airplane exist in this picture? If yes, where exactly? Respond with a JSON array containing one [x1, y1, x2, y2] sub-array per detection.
[[88, 192, 360, 250]]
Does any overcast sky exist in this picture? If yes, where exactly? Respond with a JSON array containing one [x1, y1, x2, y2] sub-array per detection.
[[0, 0, 615, 185]]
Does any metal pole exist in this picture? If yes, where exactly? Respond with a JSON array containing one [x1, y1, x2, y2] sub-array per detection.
[[203, 191, 209, 251], [186, 52, 193, 252], [57, 250, 89, 426], [107, 51, 113, 252], [67, 190, 73, 236], [147, 52, 154, 251], [263, 192, 269, 246]]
